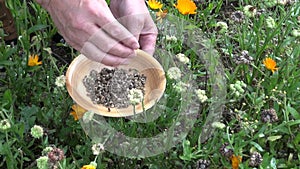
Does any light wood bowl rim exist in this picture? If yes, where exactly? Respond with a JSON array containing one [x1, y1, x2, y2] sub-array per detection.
[[66, 49, 166, 117]]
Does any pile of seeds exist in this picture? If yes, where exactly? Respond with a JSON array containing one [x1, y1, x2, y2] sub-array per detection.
[[82, 68, 146, 109]]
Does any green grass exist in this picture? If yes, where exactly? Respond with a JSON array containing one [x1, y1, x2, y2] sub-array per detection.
[[1, 0, 300, 168]]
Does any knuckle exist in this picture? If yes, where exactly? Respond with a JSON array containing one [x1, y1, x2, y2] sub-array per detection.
[[85, 1, 104, 18], [109, 26, 123, 37], [70, 17, 85, 30], [135, 18, 144, 26]]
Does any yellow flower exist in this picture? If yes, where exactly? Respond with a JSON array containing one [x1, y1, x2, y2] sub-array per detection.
[[147, 0, 163, 10], [263, 57, 278, 73], [70, 104, 87, 121], [28, 54, 42, 66], [174, 0, 197, 15], [81, 165, 96, 169], [156, 9, 168, 23], [231, 155, 242, 169]]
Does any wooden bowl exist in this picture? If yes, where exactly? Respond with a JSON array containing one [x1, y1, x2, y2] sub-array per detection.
[[66, 49, 166, 117]]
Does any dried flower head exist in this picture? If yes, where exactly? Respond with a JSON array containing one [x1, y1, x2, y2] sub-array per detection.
[[28, 54, 42, 66], [230, 80, 247, 98], [249, 152, 263, 167], [48, 148, 64, 163], [92, 143, 105, 155], [174, 0, 197, 15], [175, 53, 190, 64], [261, 108, 278, 123], [147, 0, 163, 10], [266, 16, 276, 29], [219, 142, 234, 159], [36, 156, 49, 169], [167, 67, 182, 80], [234, 50, 254, 65], [216, 21, 228, 33], [231, 11, 245, 23], [278, 0, 295, 5], [30, 125, 44, 139], [243, 5, 257, 18], [291, 29, 300, 37], [165, 35, 177, 41], [0, 119, 11, 131], [128, 88, 144, 105], [55, 75, 66, 87], [231, 155, 242, 169], [263, 57, 278, 73], [195, 89, 208, 103], [196, 159, 211, 169]]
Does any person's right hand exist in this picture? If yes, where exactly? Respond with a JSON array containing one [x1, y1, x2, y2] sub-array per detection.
[[110, 0, 158, 56], [35, 0, 140, 66]]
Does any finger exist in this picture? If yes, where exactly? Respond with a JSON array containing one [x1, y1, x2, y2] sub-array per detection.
[[80, 41, 135, 66], [139, 19, 158, 56], [99, 20, 140, 49], [64, 25, 94, 50], [101, 54, 132, 67], [116, 13, 158, 56], [117, 15, 144, 41], [139, 34, 157, 55], [81, 41, 106, 62], [88, 28, 136, 58]]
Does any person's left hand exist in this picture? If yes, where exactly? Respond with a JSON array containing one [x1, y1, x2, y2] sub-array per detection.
[[110, 0, 158, 55]]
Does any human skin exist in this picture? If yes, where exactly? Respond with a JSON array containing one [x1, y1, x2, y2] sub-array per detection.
[[35, 0, 157, 66], [110, 0, 157, 55]]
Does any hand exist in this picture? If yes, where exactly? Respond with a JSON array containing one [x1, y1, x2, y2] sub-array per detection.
[[36, 0, 140, 66], [110, 0, 158, 55]]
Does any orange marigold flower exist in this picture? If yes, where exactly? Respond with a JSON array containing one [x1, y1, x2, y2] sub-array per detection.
[[28, 54, 42, 66], [156, 9, 168, 23], [231, 155, 242, 169], [147, 0, 163, 10], [70, 104, 87, 121], [81, 165, 96, 169], [174, 0, 197, 15], [70, 111, 79, 121], [263, 57, 278, 73]]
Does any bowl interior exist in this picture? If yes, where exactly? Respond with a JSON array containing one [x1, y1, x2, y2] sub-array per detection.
[[66, 50, 166, 117]]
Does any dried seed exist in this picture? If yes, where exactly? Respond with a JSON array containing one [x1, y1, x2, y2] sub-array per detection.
[[82, 68, 146, 109]]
